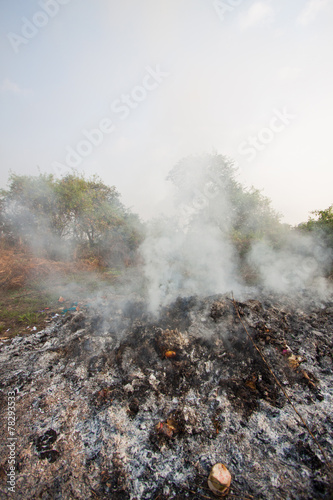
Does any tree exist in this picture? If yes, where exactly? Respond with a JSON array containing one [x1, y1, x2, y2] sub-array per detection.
[[0, 173, 60, 249], [0, 172, 143, 266], [167, 153, 282, 256], [298, 205, 333, 249], [54, 174, 124, 245]]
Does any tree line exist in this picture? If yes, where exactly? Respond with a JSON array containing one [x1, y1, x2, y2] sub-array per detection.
[[0, 172, 143, 267], [1, 155, 332, 273]]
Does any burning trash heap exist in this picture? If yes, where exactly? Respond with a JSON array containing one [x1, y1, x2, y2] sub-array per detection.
[[0, 290, 333, 499]]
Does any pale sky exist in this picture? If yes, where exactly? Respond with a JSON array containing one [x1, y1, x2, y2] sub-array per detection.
[[0, 0, 332, 224]]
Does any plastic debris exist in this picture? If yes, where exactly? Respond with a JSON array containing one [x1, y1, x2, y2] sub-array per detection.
[[282, 345, 291, 355], [61, 307, 77, 314], [208, 463, 231, 497], [58, 296, 65, 303]]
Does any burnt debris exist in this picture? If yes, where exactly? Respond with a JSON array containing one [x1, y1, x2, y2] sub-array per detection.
[[0, 292, 333, 499]]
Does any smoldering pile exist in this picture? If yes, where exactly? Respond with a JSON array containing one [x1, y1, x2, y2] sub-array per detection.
[[0, 292, 333, 499]]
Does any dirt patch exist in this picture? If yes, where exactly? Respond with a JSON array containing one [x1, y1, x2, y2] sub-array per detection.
[[0, 246, 120, 339]]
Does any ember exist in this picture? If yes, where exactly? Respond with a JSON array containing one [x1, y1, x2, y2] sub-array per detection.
[[0, 292, 333, 499], [164, 350, 177, 359]]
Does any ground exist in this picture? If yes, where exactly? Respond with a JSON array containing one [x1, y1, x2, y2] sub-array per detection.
[[0, 290, 332, 499], [0, 245, 119, 339], [1, 244, 333, 498]]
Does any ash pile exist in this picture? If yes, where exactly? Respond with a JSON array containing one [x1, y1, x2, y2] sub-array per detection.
[[0, 292, 333, 499]]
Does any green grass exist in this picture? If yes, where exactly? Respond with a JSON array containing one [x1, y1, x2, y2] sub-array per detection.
[[0, 286, 60, 338], [0, 259, 125, 339], [0, 271, 121, 338], [18, 312, 41, 324]]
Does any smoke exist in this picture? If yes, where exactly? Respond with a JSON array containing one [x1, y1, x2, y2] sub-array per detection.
[[2, 159, 331, 315], [247, 231, 332, 296], [140, 154, 333, 313], [140, 155, 243, 313], [3, 195, 71, 261], [140, 217, 240, 313]]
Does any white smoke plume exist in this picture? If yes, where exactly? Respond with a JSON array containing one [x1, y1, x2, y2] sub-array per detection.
[[140, 154, 332, 313], [140, 217, 240, 313], [247, 231, 332, 295], [140, 154, 243, 313]]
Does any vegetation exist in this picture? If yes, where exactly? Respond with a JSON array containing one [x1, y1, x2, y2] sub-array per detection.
[[297, 205, 333, 275], [167, 153, 284, 257], [0, 172, 143, 266], [0, 157, 331, 338], [0, 242, 121, 338], [0, 172, 144, 338], [297, 205, 333, 248]]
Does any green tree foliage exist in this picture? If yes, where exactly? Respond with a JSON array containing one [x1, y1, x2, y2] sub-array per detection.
[[167, 153, 282, 256], [298, 205, 333, 249], [0, 172, 143, 266], [54, 174, 124, 245]]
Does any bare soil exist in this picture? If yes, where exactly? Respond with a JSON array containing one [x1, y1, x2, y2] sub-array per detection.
[[0, 246, 119, 339]]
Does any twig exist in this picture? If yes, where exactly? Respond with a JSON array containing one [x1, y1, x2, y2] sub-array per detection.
[[90, 488, 101, 498]]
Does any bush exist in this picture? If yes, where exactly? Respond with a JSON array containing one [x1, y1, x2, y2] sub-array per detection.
[[0, 172, 144, 268]]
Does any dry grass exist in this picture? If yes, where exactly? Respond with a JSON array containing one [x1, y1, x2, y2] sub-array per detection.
[[0, 244, 120, 339], [0, 247, 31, 289], [0, 246, 100, 290]]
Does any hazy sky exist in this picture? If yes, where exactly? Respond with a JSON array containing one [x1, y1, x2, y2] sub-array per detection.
[[0, 0, 332, 224]]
